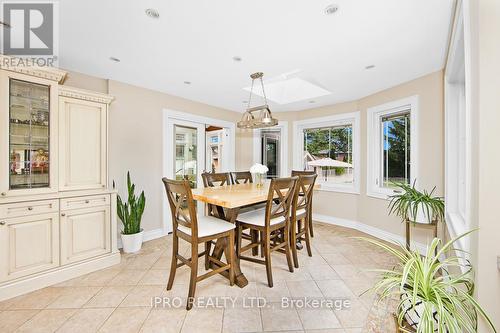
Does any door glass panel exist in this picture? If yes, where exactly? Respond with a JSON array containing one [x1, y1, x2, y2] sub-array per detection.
[[261, 130, 280, 179], [174, 125, 197, 188], [9, 79, 50, 189]]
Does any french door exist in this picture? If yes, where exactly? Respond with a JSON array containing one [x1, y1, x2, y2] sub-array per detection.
[[261, 131, 281, 178]]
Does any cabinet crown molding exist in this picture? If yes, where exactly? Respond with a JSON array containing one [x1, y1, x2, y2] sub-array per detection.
[[0, 55, 67, 83], [59, 86, 114, 104]]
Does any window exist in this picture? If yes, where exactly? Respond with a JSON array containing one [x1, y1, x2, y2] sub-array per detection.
[[445, 1, 470, 252], [293, 112, 360, 193], [367, 96, 418, 198]]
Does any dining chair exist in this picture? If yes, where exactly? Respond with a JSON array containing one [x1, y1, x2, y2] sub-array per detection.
[[291, 170, 317, 237], [236, 177, 298, 287], [162, 178, 235, 310], [230, 171, 253, 184], [290, 174, 317, 268], [200, 172, 232, 268]]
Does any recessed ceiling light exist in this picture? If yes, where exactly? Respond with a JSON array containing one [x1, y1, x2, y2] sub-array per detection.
[[145, 8, 160, 19], [184, 81, 191, 85], [242, 100, 248, 104], [232, 56, 242, 62], [309, 100, 316, 104], [109, 57, 121, 63], [324, 4, 339, 15], [365, 65, 376, 70]]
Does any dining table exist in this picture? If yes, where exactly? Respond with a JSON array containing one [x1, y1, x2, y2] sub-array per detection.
[[191, 181, 272, 288]]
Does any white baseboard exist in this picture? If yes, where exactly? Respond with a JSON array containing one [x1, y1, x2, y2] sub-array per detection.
[[313, 213, 428, 255], [0, 252, 121, 301], [117, 228, 168, 249]]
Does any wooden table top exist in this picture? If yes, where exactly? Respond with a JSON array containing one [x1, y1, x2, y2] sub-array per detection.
[[191, 182, 271, 209]]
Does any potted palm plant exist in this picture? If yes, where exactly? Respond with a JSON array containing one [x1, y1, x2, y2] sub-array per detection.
[[117, 172, 146, 253], [388, 181, 444, 224], [358, 231, 497, 333]]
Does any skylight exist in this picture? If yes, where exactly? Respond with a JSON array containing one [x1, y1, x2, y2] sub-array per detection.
[[244, 77, 331, 105]]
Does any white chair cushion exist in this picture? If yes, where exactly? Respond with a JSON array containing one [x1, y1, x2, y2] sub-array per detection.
[[294, 208, 306, 216], [237, 208, 286, 227], [177, 216, 235, 237]]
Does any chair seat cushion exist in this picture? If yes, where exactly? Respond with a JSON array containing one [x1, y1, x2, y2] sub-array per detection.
[[295, 208, 306, 217], [177, 216, 235, 237], [237, 208, 286, 227]]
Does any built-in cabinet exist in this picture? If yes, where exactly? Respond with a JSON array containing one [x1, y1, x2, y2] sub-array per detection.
[[0, 56, 119, 301]]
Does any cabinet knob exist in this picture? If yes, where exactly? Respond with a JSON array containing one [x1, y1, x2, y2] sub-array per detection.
[[27, 207, 33, 211], [0, 221, 5, 225], [61, 213, 66, 217], [85, 200, 90, 204], [1, 192, 6, 196]]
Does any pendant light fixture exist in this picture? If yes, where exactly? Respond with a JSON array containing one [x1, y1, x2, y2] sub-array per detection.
[[237, 72, 278, 129]]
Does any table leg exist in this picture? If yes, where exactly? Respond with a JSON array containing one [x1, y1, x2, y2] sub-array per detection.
[[209, 207, 248, 288]]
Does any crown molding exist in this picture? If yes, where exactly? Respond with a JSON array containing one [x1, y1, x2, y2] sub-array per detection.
[[0, 55, 67, 83], [59, 86, 114, 104]]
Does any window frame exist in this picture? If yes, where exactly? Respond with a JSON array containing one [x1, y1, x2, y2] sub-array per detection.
[[252, 121, 289, 177], [293, 112, 360, 194], [366, 95, 419, 199]]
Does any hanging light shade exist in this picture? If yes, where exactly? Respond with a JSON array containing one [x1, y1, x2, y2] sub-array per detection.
[[237, 72, 278, 129]]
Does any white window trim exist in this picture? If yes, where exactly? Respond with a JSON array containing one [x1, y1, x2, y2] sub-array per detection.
[[252, 121, 289, 177], [366, 95, 419, 200], [293, 112, 360, 194], [444, 0, 471, 253]]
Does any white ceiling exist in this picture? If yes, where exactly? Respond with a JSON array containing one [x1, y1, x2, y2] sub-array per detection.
[[59, 0, 454, 113]]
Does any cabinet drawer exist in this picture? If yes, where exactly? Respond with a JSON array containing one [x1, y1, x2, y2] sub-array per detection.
[[60, 194, 110, 211], [0, 200, 59, 219]]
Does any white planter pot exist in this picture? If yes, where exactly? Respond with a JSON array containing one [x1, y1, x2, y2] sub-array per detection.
[[407, 204, 434, 224], [121, 229, 144, 253]]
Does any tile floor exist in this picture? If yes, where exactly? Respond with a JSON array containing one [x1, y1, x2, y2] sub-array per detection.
[[0, 223, 399, 333]]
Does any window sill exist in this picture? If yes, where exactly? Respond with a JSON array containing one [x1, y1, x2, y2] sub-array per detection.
[[366, 189, 394, 200]]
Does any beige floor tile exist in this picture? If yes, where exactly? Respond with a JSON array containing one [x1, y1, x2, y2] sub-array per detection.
[[321, 253, 352, 266], [75, 268, 122, 286], [180, 308, 223, 333], [286, 280, 323, 298], [257, 281, 290, 302], [17, 309, 77, 333], [0, 310, 39, 332], [330, 265, 362, 280], [84, 286, 133, 308], [307, 265, 340, 281], [140, 308, 186, 333], [98, 307, 151, 333], [316, 280, 356, 299], [108, 269, 148, 286], [223, 305, 262, 333], [138, 269, 169, 286], [305, 329, 345, 333], [151, 257, 170, 269], [297, 308, 342, 330], [56, 308, 114, 333], [260, 302, 303, 331], [7, 288, 64, 310], [120, 285, 166, 307], [46, 287, 102, 309], [333, 298, 370, 328]]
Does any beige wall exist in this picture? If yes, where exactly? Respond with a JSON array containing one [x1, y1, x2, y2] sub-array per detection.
[[469, 0, 500, 329], [274, 71, 444, 244]]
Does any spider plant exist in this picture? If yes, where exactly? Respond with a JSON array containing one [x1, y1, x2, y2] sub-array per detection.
[[117, 172, 146, 235], [357, 231, 497, 333], [388, 181, 445, 223]]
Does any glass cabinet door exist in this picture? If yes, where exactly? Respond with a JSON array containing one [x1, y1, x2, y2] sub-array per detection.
[[9, 79, 51, 190]]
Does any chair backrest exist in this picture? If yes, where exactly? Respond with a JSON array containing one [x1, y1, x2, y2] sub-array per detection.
[[291, 170, 316, 177], [264, 177, 298, 228], [202, 172, 231, 187], [231, 171, 253, 184], [162, 178, 198, 237], [291, 174, 317, 218]]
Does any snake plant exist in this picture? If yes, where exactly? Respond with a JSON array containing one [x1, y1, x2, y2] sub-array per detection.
[[117, 172, 146, 235], [358, 231, 497, 333], [388, 181, 445, 223]]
